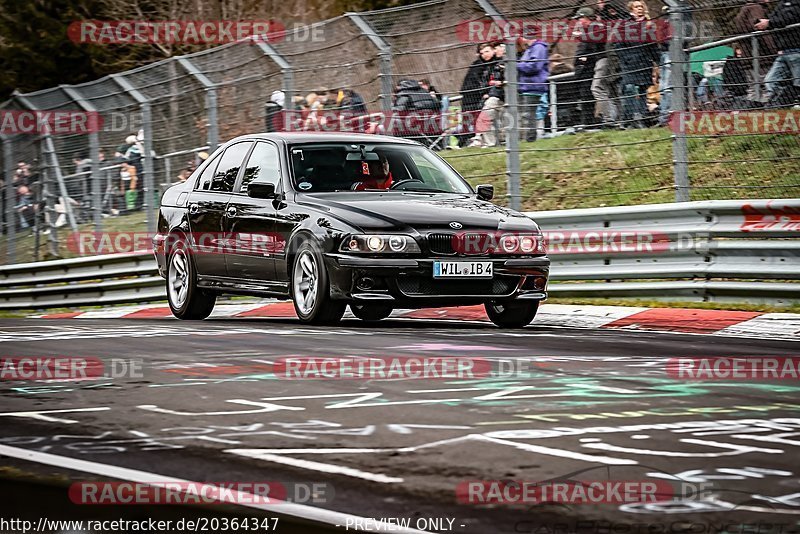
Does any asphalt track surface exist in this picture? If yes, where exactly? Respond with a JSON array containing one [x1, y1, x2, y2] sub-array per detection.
[[1, 314, 799, 533]]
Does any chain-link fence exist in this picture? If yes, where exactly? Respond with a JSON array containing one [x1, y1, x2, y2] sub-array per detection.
[[1, 0, 799, 264]]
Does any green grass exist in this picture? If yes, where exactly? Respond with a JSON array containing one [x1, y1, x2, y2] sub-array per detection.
[[1, 211, 147, 264], [444, 126, 800, 211]]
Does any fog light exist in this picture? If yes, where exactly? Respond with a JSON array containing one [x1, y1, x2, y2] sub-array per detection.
[[356, 277, 375, 290], [533, 276, 546, 290]]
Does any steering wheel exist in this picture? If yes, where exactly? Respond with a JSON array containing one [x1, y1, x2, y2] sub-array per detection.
[[389, 179, 424, 190]]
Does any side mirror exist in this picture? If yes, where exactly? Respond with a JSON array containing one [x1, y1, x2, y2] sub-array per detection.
[[476, 184, 494, 201], [247, 182, 278, 199]]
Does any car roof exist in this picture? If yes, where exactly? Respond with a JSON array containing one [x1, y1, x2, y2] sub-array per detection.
[[224, 132, 422, 146]]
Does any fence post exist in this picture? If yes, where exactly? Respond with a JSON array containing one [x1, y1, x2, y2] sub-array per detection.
[[61, 85, 102, 233], [1, 135, 15, 264], [13, 91, 78, 233], [254, 41, 294, 128], [504, 36, 522, 211], [347, 13, 393, 112], [111, 74, 156, 235], [177, 57, 219, 152], [751, 35, 761, 102], [666, 0, 690, 202]]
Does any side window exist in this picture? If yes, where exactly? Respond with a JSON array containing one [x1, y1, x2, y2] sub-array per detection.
[[211, 142, 253, 192], [195, 154, 221, 191], [240, 142, 280, 193]]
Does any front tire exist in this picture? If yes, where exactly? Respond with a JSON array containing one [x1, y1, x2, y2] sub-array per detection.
[[351, 304, 393, 322], [167, 239, 216, 320], [291, 241, 345, 325], [485, 301, 539, 328]]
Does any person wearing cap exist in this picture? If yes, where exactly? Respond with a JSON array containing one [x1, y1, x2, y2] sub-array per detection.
[[572, 7, 604, 128]]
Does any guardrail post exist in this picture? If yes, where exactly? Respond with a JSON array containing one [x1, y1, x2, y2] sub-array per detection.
[[61, 85, 102, 233], [666, 0, 690, 202], [254, 41, 294, 129], [177, 57, 219, 151], [1, 135, 15, 264], [347, 13, 393, 112], [111, 74, 156, 235]]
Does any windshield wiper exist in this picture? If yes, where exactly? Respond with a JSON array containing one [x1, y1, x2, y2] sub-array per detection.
[[401, 187, 450, 193]]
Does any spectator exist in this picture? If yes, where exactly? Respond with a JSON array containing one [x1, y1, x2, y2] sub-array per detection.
[[735, 0, 778, 101], [14, 161, 32, 187], [572, 7, 605, 128], [593, 0, 626, 126], [392, 79, 440, 112], [646, 68, 661, 115], [517, 34, 549, 141], [331, 87, 368, 115], [722, 45, 751, 99], [469, 41, 506, 147], [419, 79, 442, 109], [459, 43, 495, 146], [15, 184, 35, 229], [755, 0, 800, 107], [614, 0, 659, 128], [71, 152, 92, 201], [122, 134, 144, 210]]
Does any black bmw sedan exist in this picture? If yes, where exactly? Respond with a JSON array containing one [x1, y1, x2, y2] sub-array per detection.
[[153, 133, 549, 327]]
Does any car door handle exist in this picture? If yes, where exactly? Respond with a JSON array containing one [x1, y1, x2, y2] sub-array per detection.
[[226, 206, 237, 217], [189, 203, 199, 214]]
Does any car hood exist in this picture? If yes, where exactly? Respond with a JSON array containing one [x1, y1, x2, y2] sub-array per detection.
[[298, 192, 540, 234]]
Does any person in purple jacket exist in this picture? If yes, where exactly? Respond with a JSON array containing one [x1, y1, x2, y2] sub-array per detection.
[[517, 34, 549, 141]]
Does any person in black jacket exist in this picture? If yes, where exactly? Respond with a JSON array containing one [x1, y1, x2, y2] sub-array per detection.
[[572, 7, 605, 127], [392, 79, 440, 112], [614, 0, 659, 128], [458, 43, 495, 146], [756, 0, 800, 106], [469, 41, 506, 147]]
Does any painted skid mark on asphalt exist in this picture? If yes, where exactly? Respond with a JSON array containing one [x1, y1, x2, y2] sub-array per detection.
[[228, 450, 404, 484], [0, 445, 430, 533], [0, 407, 110, 423]]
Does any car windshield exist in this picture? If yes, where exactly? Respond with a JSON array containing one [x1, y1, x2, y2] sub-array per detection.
[[289, 143, 473, 194]]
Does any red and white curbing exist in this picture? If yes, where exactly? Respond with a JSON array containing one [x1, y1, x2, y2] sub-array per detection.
[[31, 301, 800, 340]]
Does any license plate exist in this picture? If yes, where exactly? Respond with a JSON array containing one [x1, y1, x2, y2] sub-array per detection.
[[433, 261, 493, 278]]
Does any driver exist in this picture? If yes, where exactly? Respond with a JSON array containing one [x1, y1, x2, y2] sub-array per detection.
[[352, 155, 393, 190]]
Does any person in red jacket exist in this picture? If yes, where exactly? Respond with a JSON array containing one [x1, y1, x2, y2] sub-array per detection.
[[352, 155, 393, 190]]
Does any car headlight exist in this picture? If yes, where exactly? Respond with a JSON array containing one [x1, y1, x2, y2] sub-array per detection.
[[496, 232, 546, 255], [342, 234, 421, 254]]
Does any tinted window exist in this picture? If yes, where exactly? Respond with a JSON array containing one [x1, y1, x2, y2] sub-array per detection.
[[211, 142, 253, 192], [195, 154, 221, 191], [240, 142, 280, 193]]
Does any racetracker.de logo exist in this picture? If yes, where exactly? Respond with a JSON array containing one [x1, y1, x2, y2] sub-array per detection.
[[456, 19, 670, 43], [669, 110, 800, 135], [0, 110, 103, 135], [456, 480, 674, 505], [67, 20, 287, 44], [273, 356, 492, 380], [667, 357, 800, 380]]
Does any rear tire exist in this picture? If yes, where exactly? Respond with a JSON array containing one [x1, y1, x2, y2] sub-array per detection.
[[167, 239, 216, 320], [484, 301, 539, 328], [291, 241, 345, 325], [351, 304, 393, 322]]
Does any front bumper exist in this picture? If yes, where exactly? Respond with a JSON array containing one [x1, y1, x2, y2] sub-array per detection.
[[325, 253, 549, 305]]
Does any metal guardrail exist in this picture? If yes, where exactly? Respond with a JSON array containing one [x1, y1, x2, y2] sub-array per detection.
[[0, 199, 797, 310]]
